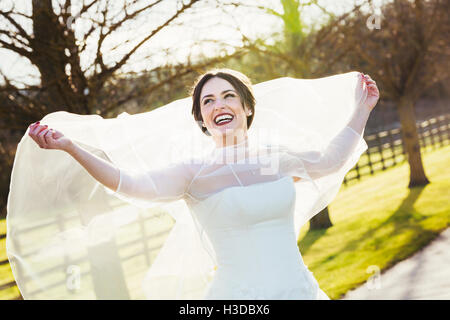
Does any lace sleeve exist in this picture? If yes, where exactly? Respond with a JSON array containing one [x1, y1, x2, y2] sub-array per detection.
[[280, 126, 364, 180], [105, 161, 193, 204], [279, 125, 368, 234]]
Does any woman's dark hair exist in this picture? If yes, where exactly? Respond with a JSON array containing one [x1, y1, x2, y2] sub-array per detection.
[[189, 68, 256, 136]]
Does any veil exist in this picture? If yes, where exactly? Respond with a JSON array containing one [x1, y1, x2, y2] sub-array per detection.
[[6, 71, 368, 299]]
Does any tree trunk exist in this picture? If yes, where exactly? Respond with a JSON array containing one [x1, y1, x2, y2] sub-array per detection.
[[309, 206, 333, 230], [32, 0, 88, 114], [396, 96, 430, 187]]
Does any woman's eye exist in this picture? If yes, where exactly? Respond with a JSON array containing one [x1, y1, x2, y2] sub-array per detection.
[[203, 94, 234, 106]]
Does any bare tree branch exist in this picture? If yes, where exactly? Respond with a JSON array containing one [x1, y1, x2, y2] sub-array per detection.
[[0, 10, 32, 42], [100, 46, 249, 114], [0, 38, 32, 58], [95, 0, 200, 83]]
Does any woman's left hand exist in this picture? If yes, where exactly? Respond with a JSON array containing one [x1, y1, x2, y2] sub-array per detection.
[[359, 72, 379, 112]]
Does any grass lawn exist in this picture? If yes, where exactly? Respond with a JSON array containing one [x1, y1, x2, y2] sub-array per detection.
[[1, 143, 449, 300], [0, 219, 21, 299], [297, 144, 450, 300]]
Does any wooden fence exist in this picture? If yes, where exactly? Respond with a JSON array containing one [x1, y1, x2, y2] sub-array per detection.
[[343, 113, 450, 185]]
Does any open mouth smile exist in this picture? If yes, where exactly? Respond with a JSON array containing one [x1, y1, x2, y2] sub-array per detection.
[[214, 113, 234, 126]]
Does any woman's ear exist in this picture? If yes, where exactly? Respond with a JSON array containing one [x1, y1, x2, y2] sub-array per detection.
[[244, 105, 252, 117]]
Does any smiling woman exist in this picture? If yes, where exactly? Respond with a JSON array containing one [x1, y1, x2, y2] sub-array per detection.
[[6, 69, 375, 300]]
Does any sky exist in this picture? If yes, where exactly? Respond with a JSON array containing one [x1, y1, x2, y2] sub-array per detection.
[[0, 0, 383, 88]]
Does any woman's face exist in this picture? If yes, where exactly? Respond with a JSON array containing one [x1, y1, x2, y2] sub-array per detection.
[[200, 77, 251, 140]]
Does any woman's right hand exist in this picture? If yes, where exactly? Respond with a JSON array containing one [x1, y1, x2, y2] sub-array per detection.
[[28, 122, 73, 152]]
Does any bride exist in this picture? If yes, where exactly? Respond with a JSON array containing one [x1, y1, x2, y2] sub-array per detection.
[[8, 68, 378, 300]]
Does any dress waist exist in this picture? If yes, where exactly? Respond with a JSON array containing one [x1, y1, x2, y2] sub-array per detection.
[[207, 222, 304, 273]]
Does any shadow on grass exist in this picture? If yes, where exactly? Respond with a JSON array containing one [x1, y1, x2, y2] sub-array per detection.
[[298, 227, 327, 255], [328, 183, 440, 297], [338, 184, 432, 257], [296, 183, 428, 255], [296, 180, 443, 299]]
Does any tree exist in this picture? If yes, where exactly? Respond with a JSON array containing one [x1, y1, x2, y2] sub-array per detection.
[[0, 0, 249, 127], [236, 0, 364, 79], [334, 0, 449, 188]]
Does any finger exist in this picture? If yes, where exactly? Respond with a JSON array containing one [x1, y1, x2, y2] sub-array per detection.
[[31, 124, 46, 136], [368, 86, 379, 95], [364, 77, 374, 85], [364, 77, 375, 84], [43, 130, 53, 145], [28, 124, 42, 143], [359, 73, 365, 83], [362, 77, 375, 87], [28, 121, 40, 129], [29, 124, 40, 135], [37, 127, 49, 148], [367, 86, 378, 94], [28, 130, 38, 145], [368, 84, 379, 92], [37, 128, 48, 146], [39, 125, 48, 132]]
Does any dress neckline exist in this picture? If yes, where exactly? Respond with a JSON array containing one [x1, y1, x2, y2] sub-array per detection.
[[192, 175, 293, 205]]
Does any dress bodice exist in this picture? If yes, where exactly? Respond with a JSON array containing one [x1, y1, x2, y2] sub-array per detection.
[[186, 176, 320, 299]]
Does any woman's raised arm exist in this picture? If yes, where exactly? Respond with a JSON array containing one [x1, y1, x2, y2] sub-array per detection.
[[28, 121, 120, 193], [279, 72, 378, 181], [28, 121, 193, 203]]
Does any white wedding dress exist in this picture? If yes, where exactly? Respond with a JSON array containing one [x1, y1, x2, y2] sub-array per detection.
[[191, 176, 328, 300]]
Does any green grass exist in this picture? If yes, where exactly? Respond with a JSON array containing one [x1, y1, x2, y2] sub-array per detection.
[[1, 143, 449, 300], [297, 144, 450, 300], [0, 219, 21, 299]]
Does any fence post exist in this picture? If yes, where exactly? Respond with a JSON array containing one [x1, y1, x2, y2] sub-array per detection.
[[366, 144, 374, 175], [75, 173, 131, 300], [436, 115, 445, 147], [355, 161, 361, 181], [8, 230, 28, 298], [387, 128, 397, 166], [85, 239, 130, 299], [139, 212, 151, 267], [375, 132, 386, 171], [429, 118, 439, 150]]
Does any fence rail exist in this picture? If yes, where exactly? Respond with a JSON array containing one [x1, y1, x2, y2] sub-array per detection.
[[343, 113, 449, 185]]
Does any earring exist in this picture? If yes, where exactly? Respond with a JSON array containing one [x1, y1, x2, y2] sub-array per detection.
[[202, 122, 206, 127]]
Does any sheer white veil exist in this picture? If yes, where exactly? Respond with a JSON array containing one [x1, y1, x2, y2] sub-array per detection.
[[6, 71, 368, 299]]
